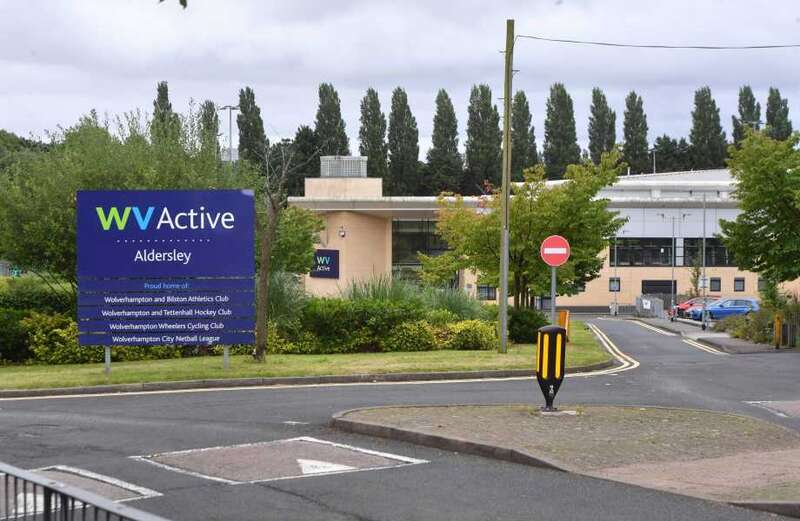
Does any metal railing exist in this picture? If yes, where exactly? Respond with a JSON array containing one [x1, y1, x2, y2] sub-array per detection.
[[1, 462, 169, 521]]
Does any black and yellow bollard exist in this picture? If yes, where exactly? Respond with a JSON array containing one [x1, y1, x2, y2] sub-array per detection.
[[536, 325, 567, 411]]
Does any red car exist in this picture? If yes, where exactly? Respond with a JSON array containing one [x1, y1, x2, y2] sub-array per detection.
[[672, 297, 718, 318]]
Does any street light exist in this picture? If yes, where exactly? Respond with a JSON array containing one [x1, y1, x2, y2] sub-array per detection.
[[658, 212, 690, 320], [217, 104, 239, 166], [649, 148, 656, 174]]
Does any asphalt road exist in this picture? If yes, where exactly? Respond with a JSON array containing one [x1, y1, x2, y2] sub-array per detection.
[[1, 318, 798, 521]]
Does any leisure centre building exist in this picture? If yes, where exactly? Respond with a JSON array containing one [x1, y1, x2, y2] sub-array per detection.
[[290, 157, 798, 312]]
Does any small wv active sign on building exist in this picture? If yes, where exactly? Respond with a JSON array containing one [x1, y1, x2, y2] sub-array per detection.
[[77, 190, 255, 347]]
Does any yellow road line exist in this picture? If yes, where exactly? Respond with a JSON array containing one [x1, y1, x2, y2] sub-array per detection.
[[632, 320, 677, 336], [682, 338, 728, 356]]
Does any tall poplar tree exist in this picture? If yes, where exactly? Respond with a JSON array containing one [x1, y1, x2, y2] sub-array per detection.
[[314, 83, 350, 156], [464, 84, 502, 193], [425, 89, 463, 194], [236, 86, 268, 170], [199, 99, 219, 159], [765, 87, 793, 140], [510, 91, 538, 181], [286, 125, 318, 196], [387, 87, 420, 195], [151, 81, 180, 146], [690, 86, 727, 169], [731, 85, 760, 147], [543, 83, 580, 180], [622, 91, 649, 174], [358, 88, 388, 181], [588, 87, 616, 164]]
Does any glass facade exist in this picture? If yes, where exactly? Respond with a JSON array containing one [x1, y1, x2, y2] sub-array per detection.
[[684, 238, 736, 267], [609, 238, 673, 266], [477, 285, 497, 301], [391, 220, 449, 279]]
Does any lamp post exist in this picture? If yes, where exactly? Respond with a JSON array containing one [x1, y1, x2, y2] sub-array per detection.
[[218, 104, 239, 167], [658, 212, 690, 320]]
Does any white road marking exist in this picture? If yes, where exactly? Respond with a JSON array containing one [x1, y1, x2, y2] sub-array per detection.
[[297, 459, 354, 475], [632, 320, 677, 336], [33, 465, 162, 501], [745, 401, 790, 418], [282, 421, 309, 425], [578, 323, 640, 377], [682, 338, 728, 356], [130, 436, 427, 485]]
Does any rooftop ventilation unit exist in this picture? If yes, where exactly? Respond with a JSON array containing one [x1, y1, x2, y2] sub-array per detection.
[[320, 156, 368, 178]]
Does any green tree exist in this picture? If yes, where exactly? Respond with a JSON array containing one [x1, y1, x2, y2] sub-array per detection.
[[652, 135, 692, 173], [0, 130, 48, 171], [358, 88, 388, 182], [237, 86, 268, 170], [285, 125, 318, 196], [425, 89, 463, 194], [543, 83, 580, 180], [622, 91, 649, 174], [765, 87, 793, 140], [464, 84, 502, 193], [199, 99, 220, 159], [588, 87, 616, 164], [731, 85, 761, 147], [720, 132, 800, 283], [422, 150, 626, 308], [150, 81, 181, 146], [387, 87, 420, 195], [314, 83, 350, 156], [510, 91, 538, 181], [690, 86, 727, 169]]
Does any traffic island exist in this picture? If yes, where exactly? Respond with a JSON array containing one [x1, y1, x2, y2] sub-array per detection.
[[332, 404, 800, 518]]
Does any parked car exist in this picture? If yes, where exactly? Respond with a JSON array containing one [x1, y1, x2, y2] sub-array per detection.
[[689, 298, 759, 321], [672, 297, 718, 318]]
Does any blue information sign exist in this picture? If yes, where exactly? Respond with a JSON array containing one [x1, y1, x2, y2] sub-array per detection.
[[310, 249, 339, 279], [77, 190, 255, 347]]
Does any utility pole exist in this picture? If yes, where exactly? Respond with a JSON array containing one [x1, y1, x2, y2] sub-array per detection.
[[498, 19, 514, 354], [218, 104, 239, 168], [701, 193, 708, 330]]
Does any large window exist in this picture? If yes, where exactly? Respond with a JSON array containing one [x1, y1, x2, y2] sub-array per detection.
[[477, 285, 497, 301], [392, 220, 449, 279], [609, 238, 673, 267], [684, 238, 736, 267]]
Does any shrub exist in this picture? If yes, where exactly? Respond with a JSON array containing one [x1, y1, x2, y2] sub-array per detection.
[[341, 276, 485, 320], [714, 310, 774, 344], [382, 321, 437, 352], [509, 308, 549, 344], [0, 308, 32, 363], [444, 320, 496, 350], [426, 309, 458, 326], [300, 297, 424, 353], [0, 277, 73, 314], [23, 312, 183, 364], [267, 271, 307, 331]]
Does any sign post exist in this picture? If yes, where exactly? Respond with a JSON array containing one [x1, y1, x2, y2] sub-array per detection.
[[540, 235, 570, 324], [76, 190, 256, 372]]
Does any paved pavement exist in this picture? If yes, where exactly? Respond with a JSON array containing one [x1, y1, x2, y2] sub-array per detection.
[[1, 318, 798, 520]]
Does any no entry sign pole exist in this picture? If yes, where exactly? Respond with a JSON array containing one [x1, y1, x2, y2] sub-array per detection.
[[540, 235, 571, 325]]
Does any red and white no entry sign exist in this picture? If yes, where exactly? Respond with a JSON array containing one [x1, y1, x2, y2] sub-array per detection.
[[540, 235, 570, 267]]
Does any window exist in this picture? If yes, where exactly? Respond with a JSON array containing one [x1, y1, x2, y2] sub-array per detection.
[[609, 277, 620, 292], [734, 278, 745, 292], [477, 285, 497, 301], [392, 220, 449, 281], [609, 238, 673, 267], [710, 277, 721, 292], [758, 278, 767, 291], [683, 238, 736, 267]]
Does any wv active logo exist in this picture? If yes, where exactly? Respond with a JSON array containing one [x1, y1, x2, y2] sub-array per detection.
[[95, 206, 236, 231], [311, 249, 339, 279]]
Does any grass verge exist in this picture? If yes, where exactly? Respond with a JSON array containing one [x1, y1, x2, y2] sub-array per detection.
[[0, 321, 610, 390]]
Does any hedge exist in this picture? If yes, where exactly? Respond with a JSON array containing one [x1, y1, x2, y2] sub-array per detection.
[[0, 308, 32, 363]]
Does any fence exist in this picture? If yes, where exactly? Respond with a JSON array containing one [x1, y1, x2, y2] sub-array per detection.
[[776, 312, 800, 349], [1, 462, 169, 521]]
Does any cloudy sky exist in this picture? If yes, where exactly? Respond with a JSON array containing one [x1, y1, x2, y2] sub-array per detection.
[[2, 0, 800, 159]]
